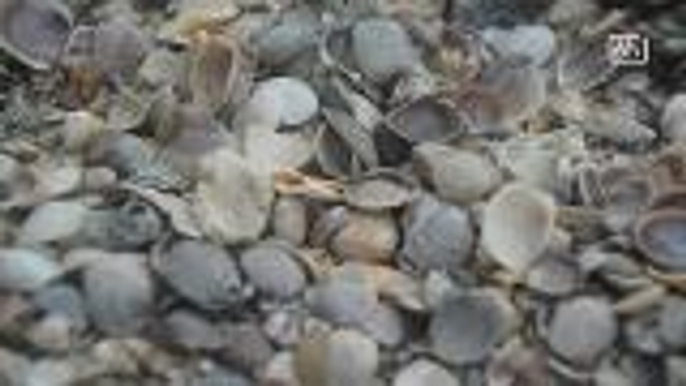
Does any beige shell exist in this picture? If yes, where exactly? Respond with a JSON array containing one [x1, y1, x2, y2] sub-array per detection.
[[481, 183, 557, 274]]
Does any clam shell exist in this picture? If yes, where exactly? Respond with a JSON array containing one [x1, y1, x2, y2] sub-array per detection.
[[83, 253, 153, 336], [0, 249, 62, 292], [326, 329, 379, 386], [272, 196, 308, 245], [546, 297, 617, 366], [253, 8, 321, 66], [481, 183, 556, 274], [430, 289, 517, 365], [152, 240, 243, 311], [330, 211, 398, 264], [634, 209, 686, 271], [18, 200, 89, 245], [239, 240, 307, 299], [352, 18, 419, 82], [401, 195, 474, 273], [0, 0, 73, 70], [343, 171, 416, 210], [385, 97, 464, 144], [413, 143, 502, 204], [393, 359, 459, 386], [250, 77, 319, 127]]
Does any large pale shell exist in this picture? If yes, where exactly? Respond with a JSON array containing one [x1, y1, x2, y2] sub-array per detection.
[[192, 147, 273, 244], [634, 209, 686, 271], [481, 183, 556, 274], [0, 0, 73, 70]]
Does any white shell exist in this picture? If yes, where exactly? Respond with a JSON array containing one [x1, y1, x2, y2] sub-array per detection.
[[481, 183, 556, 274]]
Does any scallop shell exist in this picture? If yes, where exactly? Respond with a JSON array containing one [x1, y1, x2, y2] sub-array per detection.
[[0, 0, 73, 70], [481, 183, 557, 274], [634, 209, 686, 271]]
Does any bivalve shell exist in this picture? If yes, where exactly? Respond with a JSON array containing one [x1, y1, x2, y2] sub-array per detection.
[[634, 210, 686, 271]]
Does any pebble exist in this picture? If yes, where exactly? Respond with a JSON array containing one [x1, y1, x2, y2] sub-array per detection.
[[393, 359, 460, 386], [83, 253, 153, 336], [153, 240, 244, 311], [240, 241, 307, 300], [352, 18, 419, 82], [547, 297, 617, 366]]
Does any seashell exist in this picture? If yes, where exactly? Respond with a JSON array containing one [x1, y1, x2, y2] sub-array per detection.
[[274, 168, 344, 202], [219, 322, 275, 372], [546, 297, 617, 366], [413, 143, 502, 204], [192, 147, 273, 244], [81, 196, 165, 250], [481, 183, 556, 274], [0, 0, 73, 70], [385, 96, 464, 144], [602, 176, 652, 233], [359, 301, 406, 347], [105, 87, 156, 132], [294, 330, 330, 386], [249, 77, 319, 127], [661, 94, 686, 143], [253, 8, 321, 66], [481, 24, 556, 66], [18, 200, 89, 245], [138, 47, 185, 88], [60, 111, 105, 153], [272, 196, 308, 245], [33, 284, 87, 332], [0, 249, 62, 292], [430, 289, 517, 365], [83, 253, 153, 336], [26, 313, 77, 352], [327, 329, 379, 386], [162, 310, 224, 350], [187, 32, 241, 112], [152, 240, 244, 311], [494, 136, 562, 193], [239, 240, 307, 300], [634, 209, 686, 271], [579, 108, 656, 146], [525, 255, 580, 296], [361, 265, 425, 312], [401, 195, 474, 273], [92, 17, 151, 79], [351, 18, 419, 82], [321, 108, 378, 170], [393, 359, 459, 386], [330, 211, 398, 264], [343, 171, 416, 210], [316, 110, 378, 178]]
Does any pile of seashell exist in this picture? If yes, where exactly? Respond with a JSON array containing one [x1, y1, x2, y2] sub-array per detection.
[[0, 0, 685, 384]]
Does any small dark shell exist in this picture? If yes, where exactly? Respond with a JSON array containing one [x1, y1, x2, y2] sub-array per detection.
[[384, 97, 464, 144], [0, 0, 73, 70], [635, 209, 686, 271]]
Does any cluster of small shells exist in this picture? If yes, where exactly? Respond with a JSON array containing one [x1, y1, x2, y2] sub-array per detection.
[[0, 0, 686, 384]]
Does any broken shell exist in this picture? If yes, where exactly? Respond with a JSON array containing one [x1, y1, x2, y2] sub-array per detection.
[[401, 195, 474, 273], [343, 171, 416, 210], [330, 211, 398, 264], [152, 239, 243, 311], [239, 241, 307, 299], [0, 249, 62, 292], [546, 296, 617, 366], [634, 209, 686, 271], [188, 32, 241, 112], [352, 18, 419, 82], [413, 143, 502, 204], [556, 36, 615, 92], [430, 289, 517, 365], [0, 0, 73, 70], [481, 183, 556, 274], [83, 253, 153, 336], [661, 94, 686, 143], [157, 0, 240, 44], [385, 97, 464, 144]]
